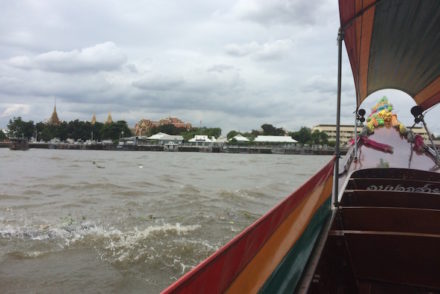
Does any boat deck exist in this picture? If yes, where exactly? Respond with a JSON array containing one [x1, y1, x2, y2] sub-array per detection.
[[308, 167, 440, 293]]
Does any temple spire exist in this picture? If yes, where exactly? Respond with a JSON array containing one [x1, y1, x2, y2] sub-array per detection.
[[48, 99, 61, 125], [91, 113, 96, 125], [105, 112, 113, 124]]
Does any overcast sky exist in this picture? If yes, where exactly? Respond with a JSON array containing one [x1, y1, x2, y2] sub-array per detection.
[[1, 0, 439, 134]]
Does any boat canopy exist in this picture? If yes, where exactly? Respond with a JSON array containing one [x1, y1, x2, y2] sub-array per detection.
[[339, 0, 440, 110]]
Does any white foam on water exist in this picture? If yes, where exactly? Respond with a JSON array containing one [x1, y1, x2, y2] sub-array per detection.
[[0, 221, 203, 265]]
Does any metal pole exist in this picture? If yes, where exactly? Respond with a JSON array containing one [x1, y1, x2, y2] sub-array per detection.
[[422, 119, 440, 162], [354, 112, 358, 160], [333, 28, 344, 208]]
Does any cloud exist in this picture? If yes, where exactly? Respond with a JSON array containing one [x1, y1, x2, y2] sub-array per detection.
[[231, 0, 328, 26], [207, 64, 235, 73], [301, 74, 355, 96], [8, 42, 126, 73], [225, 39, 293, 60], [132, 75, 185, 91], [0, 104, 30, 117], [1, 0, 438, 135]]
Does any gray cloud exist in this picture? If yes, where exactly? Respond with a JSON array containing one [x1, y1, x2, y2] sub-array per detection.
[[301, 74, 355, 96], [8, 42, 126, 73], [1, 0, 438, 135], [225, 39, 294, 60], [133, 76, 185, 91], [207, 64, 235, 73], [231, 0, 330, 26]]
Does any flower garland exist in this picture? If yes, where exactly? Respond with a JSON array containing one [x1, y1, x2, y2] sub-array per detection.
[[360, 96, 424, 153]]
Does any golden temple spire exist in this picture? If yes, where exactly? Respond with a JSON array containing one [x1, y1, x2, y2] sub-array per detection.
[[105, 112, 113, 124], [48, 99, 61, 125]]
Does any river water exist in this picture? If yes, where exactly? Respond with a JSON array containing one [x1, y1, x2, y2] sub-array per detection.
[[0, 149, 331, 293]]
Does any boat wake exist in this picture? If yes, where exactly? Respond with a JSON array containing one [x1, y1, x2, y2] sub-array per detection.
[[0, 220, 214, 273]]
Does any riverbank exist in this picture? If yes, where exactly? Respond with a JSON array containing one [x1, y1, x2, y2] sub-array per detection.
[[0, 142, 346, 155]]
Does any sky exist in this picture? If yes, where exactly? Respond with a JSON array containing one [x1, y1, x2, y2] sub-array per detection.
[[1, 0, 439, 135]]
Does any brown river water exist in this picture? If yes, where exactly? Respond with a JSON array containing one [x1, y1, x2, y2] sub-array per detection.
[[0, 149, 331, 293]]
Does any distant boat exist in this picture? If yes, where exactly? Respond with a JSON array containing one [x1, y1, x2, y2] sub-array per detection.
[[9, 138, 29, 151]]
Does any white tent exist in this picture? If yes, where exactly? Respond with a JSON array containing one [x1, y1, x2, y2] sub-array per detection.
[[231, 134, 250, 142], [189, 135, 213, 142], [254, 135, 297, 143], [148, 132, 183, 141], [215, 136, 228, 143]]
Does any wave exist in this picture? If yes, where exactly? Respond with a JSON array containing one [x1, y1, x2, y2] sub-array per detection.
[[158, 174, 180, 184], [0, 194, 31, 200], [219, 188, 268, 201], [48, 156, 64, 161], [128, 180, 164, 189], [0, 221, 208, 269], [180, 184, 201, 194]]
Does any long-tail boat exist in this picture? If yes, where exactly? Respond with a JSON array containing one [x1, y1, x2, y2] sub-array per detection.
[[8, 137, 29, 151], [162, 0, 440, 292]]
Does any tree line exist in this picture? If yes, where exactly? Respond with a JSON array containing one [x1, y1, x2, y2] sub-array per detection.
[[5, 117, 131, 142], [3, 117, 222, 143], [2, 118, 329, 145], [227, 124, 330, 145]]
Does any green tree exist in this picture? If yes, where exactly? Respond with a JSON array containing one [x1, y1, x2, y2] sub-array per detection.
[[100, 121, 132, 141], [65, 120, 97, 141], [56, 121, 68, 141], [7, 117, 35, 139], [39, 124, 58, 141], [251, 129, 261, 137], [198, 127, 221, 138], [290, 127, 312, 145], [309, 130, 329, 145], [0, 129, 6, 141], [319, 131, 329, 145], [91, 122, 104, 141], [261, 124, 285, 136]]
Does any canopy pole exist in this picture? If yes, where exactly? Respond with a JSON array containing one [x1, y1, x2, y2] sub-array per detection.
[[354, 111, 358, 160], [333, 28, 344, 208], [421, 119, 440, 164]]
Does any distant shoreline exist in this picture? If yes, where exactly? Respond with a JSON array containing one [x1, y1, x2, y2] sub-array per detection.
[[0, 142, 345, 155]]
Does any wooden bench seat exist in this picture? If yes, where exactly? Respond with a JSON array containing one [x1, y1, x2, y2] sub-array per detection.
[[341, 190, 440, 209]]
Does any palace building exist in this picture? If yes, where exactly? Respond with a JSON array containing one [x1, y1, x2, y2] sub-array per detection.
[[134, 117, 192, 136]]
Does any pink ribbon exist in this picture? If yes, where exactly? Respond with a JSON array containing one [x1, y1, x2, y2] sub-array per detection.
[[361, 136, 393, 153]]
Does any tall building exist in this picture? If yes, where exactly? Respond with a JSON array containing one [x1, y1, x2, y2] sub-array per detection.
[[91, 113, 96, 125]]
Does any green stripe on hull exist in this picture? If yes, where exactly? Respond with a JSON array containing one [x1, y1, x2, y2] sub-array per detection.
[[259, 197, 331, 294]]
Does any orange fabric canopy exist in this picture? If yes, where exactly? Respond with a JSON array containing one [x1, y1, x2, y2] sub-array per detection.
[[339, 0, 440, 110]]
